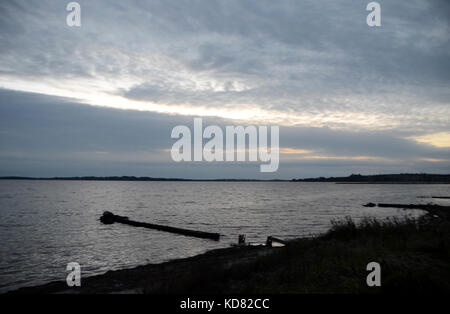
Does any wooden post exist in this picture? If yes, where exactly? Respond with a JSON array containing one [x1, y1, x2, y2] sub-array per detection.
[[100, 211, 220, 241], [266, 236, 273, 247]]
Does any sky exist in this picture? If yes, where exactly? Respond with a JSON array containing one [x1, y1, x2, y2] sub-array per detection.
[[0, 0, 449, 179]]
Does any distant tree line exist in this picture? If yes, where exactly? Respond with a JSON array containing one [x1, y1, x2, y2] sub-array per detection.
[[292, 173, 450, 183]]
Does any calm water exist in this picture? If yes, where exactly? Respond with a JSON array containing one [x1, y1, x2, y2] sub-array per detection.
[[0, 180, 448, 292]]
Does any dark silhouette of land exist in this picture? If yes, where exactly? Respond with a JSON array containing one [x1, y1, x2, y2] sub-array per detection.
[[0, 176, 287, 182], [292, 173, 450, 184], [1, 173, 449, 183]]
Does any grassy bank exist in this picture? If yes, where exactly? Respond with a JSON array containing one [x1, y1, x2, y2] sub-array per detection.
[[139, 214, 450, 294], [238, 215, 450, 293], [9, 208, 450, 294]]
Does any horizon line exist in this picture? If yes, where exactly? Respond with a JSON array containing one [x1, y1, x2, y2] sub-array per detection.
[[0, 173, 449, 183]]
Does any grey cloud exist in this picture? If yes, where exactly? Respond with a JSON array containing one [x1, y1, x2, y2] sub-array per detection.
[[1, 89, 448, 179], [280, 126, 450, 160], [0, 89, 178, 152], [0, 1, 449, 178], [1, 1, 449, 94]]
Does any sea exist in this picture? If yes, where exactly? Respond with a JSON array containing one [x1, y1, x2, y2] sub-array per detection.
[[0, 180, 449, 292]]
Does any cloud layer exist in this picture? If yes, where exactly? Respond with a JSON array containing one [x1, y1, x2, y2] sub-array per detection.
[[0, 89, 448, 178], [0, 0, 449, 133], [0, 1, 449, 177]]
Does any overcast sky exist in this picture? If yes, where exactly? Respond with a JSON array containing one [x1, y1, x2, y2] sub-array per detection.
[[0, 0, 449, 179]]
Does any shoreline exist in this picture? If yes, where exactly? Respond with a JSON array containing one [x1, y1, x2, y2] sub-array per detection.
[[7, 244, 277, 294], [6, 203, 450, 294], [1, 173, 450, 184]]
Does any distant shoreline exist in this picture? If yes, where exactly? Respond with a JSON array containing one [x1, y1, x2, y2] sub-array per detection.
[[0, 176, 288, 182], [0, 173, 449, 183], [335, 182, 450, 184], [293, 173, 450, 184]]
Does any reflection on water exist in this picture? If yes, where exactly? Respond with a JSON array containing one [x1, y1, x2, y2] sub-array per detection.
[[0, 180, 448, 292]]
